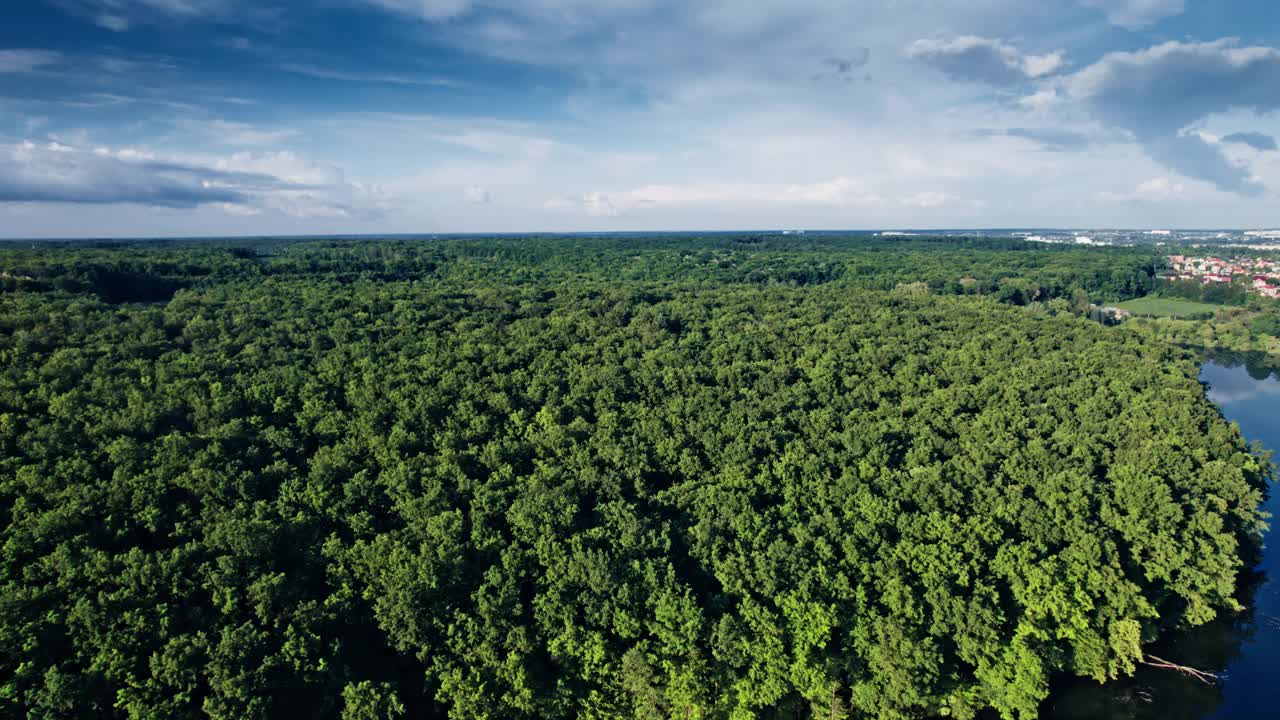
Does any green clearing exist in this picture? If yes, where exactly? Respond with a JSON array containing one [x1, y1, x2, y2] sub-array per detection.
[[1115, 296, 1224, 318]]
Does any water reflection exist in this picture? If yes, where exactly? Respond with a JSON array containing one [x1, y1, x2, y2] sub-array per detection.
[[1042, 353, 1280, 719], [1042, 575, 1263, 720], [1199, 349, 1280, 386]]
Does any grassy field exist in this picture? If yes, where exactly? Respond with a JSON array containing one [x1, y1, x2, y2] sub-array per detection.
[[1114, 296, 1224, 318]]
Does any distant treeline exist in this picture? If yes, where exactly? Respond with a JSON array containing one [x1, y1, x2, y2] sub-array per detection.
[[1157, 278, 1252, 306], [1, 234, 1160, 308]]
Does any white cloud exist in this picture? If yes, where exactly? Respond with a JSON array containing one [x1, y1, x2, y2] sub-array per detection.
[[1099, 176, 1187, 203], [22, 116, 49, 134], [1023, 52, 1067, 79], [905, 36, 1065, 85], [95, 14, 130, 31], [355, 0, 667, 26], [545, 191, 621, 216], [430, 130, 558, 159], [214, 201, 261, 216], [547, 177, 898, 216], [0, 50, 61, 74], [48, 0, 281, 31], [349, 97, 1121, 230], [183, 119, 299, 147], [50, 0, 233, 29], [974, 127, 1092, 151], [1221, 132, 1279, 152], [1136, 176, 1185, 199], [359, 0, 473, 21], [1018, 87, 1061, 113], [464, 185, 491, 203], [780, 177, 888, 207], [279, 63, 460, 87], [343, 0, 1060, 125], [900, 191, 957, 208], [211, 151, 345, 187], [94, 54, 178, 74], [1079, 0, 1185, 29], [134, 0, 230, 15]]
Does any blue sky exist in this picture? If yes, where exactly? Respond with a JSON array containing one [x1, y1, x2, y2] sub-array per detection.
[[4, 0, 1280, 236]]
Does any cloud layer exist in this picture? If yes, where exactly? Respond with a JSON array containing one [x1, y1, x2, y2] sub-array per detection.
[[973, 127, 1093, 151], [1064, 40, 1280, 136], [0, 141, 384, 219], [0, 50, 62, 74], [1060, 39, 1280, 194], [6, 1, 1280, 235], [0, 141, 271, 206], [1079, 0, 1186, 29], [905, 36, 1064, 84], [543, 177, 969, 218], [1222, 131, 1279, 152]]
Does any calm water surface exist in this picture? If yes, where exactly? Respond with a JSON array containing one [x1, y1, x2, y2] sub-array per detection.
[[1041, 356, 1280, 719]]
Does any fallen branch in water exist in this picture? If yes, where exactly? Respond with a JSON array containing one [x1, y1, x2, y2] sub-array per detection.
[[1140, 655, 1221, 685]]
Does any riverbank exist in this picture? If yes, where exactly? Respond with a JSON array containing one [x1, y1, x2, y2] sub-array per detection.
[[1040, 356, 1280, 719], [1123, 305, 1280, 364]]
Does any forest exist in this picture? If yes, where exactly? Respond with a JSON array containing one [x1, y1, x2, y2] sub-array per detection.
[[0, 235, 1268, 720]]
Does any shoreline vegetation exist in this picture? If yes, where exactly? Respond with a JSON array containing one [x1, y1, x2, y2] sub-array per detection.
[[1125, 308, 1280, 369], [0, 235, 1272, 719], [1107, 294, 1280, 374]]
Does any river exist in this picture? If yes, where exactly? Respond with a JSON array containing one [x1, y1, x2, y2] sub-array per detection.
[[1040, 354, 1280, 719]]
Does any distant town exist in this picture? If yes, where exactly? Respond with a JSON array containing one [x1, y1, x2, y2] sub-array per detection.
[[1020, 229, 1280, 249], [1166, 254, 1280, 298], [869, 228, 1280, 249]]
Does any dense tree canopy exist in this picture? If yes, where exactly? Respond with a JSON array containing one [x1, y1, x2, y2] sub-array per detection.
[[0, 236, 1265, 719]]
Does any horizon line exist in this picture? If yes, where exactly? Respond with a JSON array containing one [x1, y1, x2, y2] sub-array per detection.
[[2, 227, 1278, 243]]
